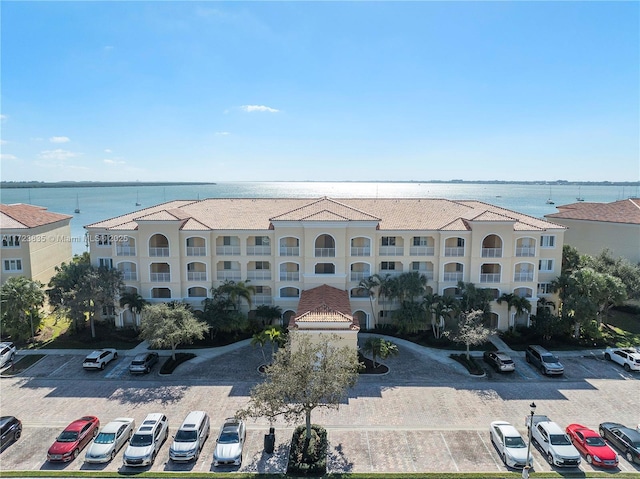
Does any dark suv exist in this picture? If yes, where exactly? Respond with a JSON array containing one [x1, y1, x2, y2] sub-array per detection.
[[526, 345, 564, 375]]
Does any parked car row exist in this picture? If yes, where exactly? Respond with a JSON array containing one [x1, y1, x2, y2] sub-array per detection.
[[35, 411, 247, 468], [81, 349, 160, 375]]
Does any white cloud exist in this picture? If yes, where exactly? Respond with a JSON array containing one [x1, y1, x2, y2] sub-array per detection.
[[0, 139, 7, 145], [240, 105, 279, 113], [104, 159, 125, 165], [104, 45, 114, 52], [38, 149, 80, 161], [49, 136, 70, 143], [0, 114, 7, 121], [215, 131, 231, 136], [104, 148, 112, 153], [0, 153, 18, 161]]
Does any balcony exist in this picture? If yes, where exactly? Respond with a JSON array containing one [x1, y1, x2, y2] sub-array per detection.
[[247, 245, 271, 255], [116, 246, 136, 256], [481, 248, 502, 258], [413, 270, 434, 280], [253, 294, 273, 305], [186, 246, 206, 256], [350, 271, 370, 281], [379, 246, 404, 256], [120, 272, 137, 281], [315, 248, 335, 257], [216, 246, 241, 255], [516, 247, 536, 257], [443, 272, 463, 282], [187, 272, 207, 281], [150, 273, 171, 282], [514, 272, 534, 282], [279, 246, 300, 256], [444, 247, 464, 257], [350, 247, 371, 256], [280, 272, 300, 281], [410, 246, 435, 256], [149, 247, 169, 257], [480, 273, 501, 283], [380, 270, 403, 277], [217, 271, 241, 281], [247, 270, 272, 280]]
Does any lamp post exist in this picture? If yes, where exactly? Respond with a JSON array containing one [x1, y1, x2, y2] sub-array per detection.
[[523, 402, 536, 479]]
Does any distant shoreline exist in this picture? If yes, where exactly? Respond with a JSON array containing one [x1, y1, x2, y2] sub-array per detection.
[[1, 180, 638, 188]]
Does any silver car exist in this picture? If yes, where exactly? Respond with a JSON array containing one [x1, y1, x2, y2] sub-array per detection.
[[85, 418, 135, 463], [490, 421, 533, 469], [213, 418, 246, 467], [0, 342, 16, 368]]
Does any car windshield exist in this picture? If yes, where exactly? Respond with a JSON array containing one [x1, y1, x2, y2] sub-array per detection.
[[542, 355, 559, 363], [94, 432, 116, 444], [502, 359, 514, 365], [174, 430, 198, 442], [57, 431, 79, 442], [585, 437, 606, 447], [84, 358, 97, 363], [131, 360, 144, 366], [550, 434, 572, 445], [130, 433, 152, 447], [505, 436, 526, 448], [218, 432, 239, 444]]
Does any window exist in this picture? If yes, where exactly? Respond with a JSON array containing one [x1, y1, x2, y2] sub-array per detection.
[[3, 259, 22, 272], [381, 261, 396, 270], [255, 236, 270, 246], [537, 283, 553, 295], [223, 261, 232, 270], [381, 237, 396, 246], [315, 263, 335, 274], [540, 235, 555, 248], [98, 258, 113, 269], [538, 259, 554, 272], [223, 236, 231, 246], [255, 261, 270, 270], [413, 237, 427, 246], [97, 234, 112, 246], [2, 235, 20, 247]]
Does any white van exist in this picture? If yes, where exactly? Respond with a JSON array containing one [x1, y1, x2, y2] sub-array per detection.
[[169, 411, 210, 462]]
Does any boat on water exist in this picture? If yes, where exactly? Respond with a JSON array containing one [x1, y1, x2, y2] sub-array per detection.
[[135, 191, 141, 206], [545, 187, 554, 205], [74, 194, 80, 213], [576, 186, 584, 201]]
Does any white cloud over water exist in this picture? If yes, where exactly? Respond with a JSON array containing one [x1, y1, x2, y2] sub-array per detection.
[[240, 105, 279, 113], [49, 136, 70, 143], [38, 149, 79, 160]]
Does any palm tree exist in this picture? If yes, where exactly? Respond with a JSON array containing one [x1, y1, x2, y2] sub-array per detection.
[[397, 271, 427, 304], [497, 293, 531, 329], [251, 330, 269, 365], [255, 305, 283, 327], [357, 276, 380, 325], [362, 337, 399, 368], [264, 326, 284, 360], [215, 280, 255, 312], [431, 294, 460, 339], [119, 292, 147, 315], [496, 293, 516, 329]]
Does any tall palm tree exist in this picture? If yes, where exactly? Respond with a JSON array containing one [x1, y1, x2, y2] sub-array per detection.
[[397, 271, 427, 304], [215, 280, 255, 311], [255, 305, 283, 327], [119, 292, 147, 315], [431, 294, 460, 339], [512, 295, 532, 327], [496, 293, 516, 329], [358, 276, 380, 325]]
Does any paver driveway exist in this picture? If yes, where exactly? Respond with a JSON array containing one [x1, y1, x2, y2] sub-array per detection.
[[0, 338, 638, 474]]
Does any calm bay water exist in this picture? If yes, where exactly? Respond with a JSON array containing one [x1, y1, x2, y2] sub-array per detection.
[[1, 182, 637, 255]]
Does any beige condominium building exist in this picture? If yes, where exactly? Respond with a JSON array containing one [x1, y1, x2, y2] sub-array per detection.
[[0, 203, 73, 285], [545, 198, 640, 264], [86, 197, 565, 331]]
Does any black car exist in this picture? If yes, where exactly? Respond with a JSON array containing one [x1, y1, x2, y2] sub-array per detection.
[[0, 416, 22, 449], [599, 422, 640, 464], [129, 352, 159, 374], [483, 351, 516, 372]]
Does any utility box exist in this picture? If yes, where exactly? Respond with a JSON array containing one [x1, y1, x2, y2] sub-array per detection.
[[264, 427, 275, 454]]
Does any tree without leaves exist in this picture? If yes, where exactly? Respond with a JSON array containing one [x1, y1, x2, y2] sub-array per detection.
[[139, 303, 208, 360], [445, 310, 494, 360], [0, 277, 45, 341], [237, 332, 361, 440]]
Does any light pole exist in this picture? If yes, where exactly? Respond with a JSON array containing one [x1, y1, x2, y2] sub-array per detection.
[[523, 401, 536, 479]]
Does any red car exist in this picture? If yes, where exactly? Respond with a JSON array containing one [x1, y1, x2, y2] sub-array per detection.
[[47, 416, 100, 462], [566, 423, 619, 468]]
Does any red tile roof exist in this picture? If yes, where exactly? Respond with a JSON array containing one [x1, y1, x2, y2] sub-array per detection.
[[545, 198, 640, 225], [0, 203, 72, 229], [291, 285, 359, 330]]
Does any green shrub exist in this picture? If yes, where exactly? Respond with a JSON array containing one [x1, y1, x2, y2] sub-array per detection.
[[159, 353, 196, 374], [286, 424, 327, 476], [450, 353, 484, 376]]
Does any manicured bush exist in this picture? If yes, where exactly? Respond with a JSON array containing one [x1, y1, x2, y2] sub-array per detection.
[[159, 352, 196, 374], [286, 424, 327, 476], [450, 353, 484, 376]]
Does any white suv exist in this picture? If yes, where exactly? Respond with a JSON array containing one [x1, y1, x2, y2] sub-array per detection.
[[0, 342, 16, 368], [83, 349, 117, 370], [123, 413, 168, 467], [604, 347, 640, 372]]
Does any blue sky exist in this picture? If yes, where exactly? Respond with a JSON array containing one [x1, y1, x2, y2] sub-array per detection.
[[1, 1, 638, 182]]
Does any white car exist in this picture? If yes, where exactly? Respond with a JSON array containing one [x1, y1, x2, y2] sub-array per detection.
[[85, 418, 135, 463], [490, 421, 533, 469], [213, 418, 246, 467], [0, 342, 16, 368], [604, 347, 640, 372], [527, 415, 581, 467], [83, 349, 117, 370], [123, 413, 168, 467]]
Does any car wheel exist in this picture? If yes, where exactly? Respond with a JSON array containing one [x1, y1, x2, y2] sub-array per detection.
[[586, 454, 593, 464], [14, 429, 21, 441], [624, 363, 631, 372], [110, 450, 116, 461], [525, 355, 530, 363], [151, 451, 156, 465], [10, 352, 15, 362], [93, 428, 98, 437], [145, 367, 149, 374], [502, 453, 507, 465], [547, 453, 554, 465], [73, 449, 79, 460], [604, 353, 611, 360], [114, 352, 118, 359], [626, 450, 634, 462], [599, 428, 606, 437], [129, 430, 133, 439], [100, 362, 105, 370]]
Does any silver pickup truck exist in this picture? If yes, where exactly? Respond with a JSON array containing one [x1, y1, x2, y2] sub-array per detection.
[[525, 415, 581, 467]]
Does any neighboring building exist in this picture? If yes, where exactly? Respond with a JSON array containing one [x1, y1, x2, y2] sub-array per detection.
[[0, 203, 73, 285], [85, 197, 565, 331], [545, 198, 640, 264]]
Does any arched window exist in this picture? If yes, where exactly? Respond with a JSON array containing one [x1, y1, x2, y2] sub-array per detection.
[[279, 262, 300, 281], [444, 237, 465, 256], [280, 287, 300, 298], [443, 262, 464, 282], [480, 264, 501, 283], [481, 234, 503, 258], [315, 263, 335, 274], [188, 287, 207, 298], [116, 237, 136, 256], [149, 234, 169, 257], [514, 262, 535, 282], [187, 262, 207, 281], [350, 237, 371, 256], [150, 263, 170, 282], [315, 234, 335, 257], [186, 237, 206, 256], [117, 261, 137, 281], [515, 237, 536, 257], [279, 237, 300, 256], [353, 310, 368, 330], [151, 287, 171, 298]]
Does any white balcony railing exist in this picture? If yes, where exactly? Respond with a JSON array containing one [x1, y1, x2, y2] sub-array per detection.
[[350, 247, 371, 256], [379, 246, 404, 256], [410, 246, 435, 256], [216, 246, 241, 255], [480, 273, 501, 283], [253, 294, 273, 305], [150, 272, 171, 282], [443, 272, 463, 282], [315, 248, 335, 257], [187, 272, 207, 281], [186, 246, 206, 256], [516, 247, 536, 257], [412, 269, 434, 280], [380, 270, 403, 277], [247, 245, 271, 255], [481, 248, 503, 258], [444, 247, 464, 257], [350, 271, 370, 281], [280, 272, 300, 281], [217, 271, 241, 281], [279, 246, 300, 256], [247, 270, 272, 280], [149, 247, 169, 257], [120, 271, 137, 280], [116, 246, 136, 256], [514, 272, 534, 282]]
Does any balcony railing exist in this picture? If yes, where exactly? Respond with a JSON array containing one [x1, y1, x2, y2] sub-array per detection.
[[253, 294, 273, 305], [379, 246, 404, 256], [516, 247, 536, 257], [481, 248, 503, 258], [480, 273, 501, 283], [247, 245, 271, 255], [350, 271, 370, 281], [279, 246, 300, 256], [217, 271, 241, 281], [380, 269, 403, 277], [216, 246, 241, 255], [444, 247, 464, 257], [120, 271, 137, 281], [149, 247, 169, 257], [412, 269, 434, 280], [350, 247, 371, 256], [187, 272, 207, 281], [315, 247, 335, 257], [410, 246, 435, 256], [186, 246, 206, 256], [247, 270, 272, 280], [150, 272, 171, 282], [443, 272, 464, 282], [280, 272, 300, 281], [514, 272, 534, 282], [116, 246, 136, 256]]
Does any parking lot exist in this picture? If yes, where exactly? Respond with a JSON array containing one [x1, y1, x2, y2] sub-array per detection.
[[1, 340, 639, 474]]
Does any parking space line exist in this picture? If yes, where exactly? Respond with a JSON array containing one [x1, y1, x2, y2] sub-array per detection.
[[105, 361, 130, 379], [440, 432, 459, 472], [403, 431, 417, 472], [476, 431, 501, 471], [364, 430, 374, 471], [50, 358, 72, 376]]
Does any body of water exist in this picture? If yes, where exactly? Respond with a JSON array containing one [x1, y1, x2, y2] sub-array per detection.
[[1, 182, 637, 255]]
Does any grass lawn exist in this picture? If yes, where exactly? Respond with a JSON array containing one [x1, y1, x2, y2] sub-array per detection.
[[0, 354, 45, 376], [602, 309, 640, 347]]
